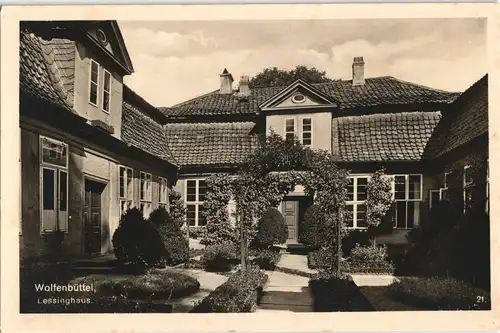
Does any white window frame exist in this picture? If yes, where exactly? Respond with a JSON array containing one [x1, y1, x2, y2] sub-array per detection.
[[102, 69, 112, 113], [486, 161, 489, 214], [39, 136, 69, 234], [391, 174, 423, 229], [185, 179, 207, 227], [429, 189, 440, 209], [140, 171, 153, 218], [444, 171, 452, 189], [463, 165, 473, 213], [158, 176, 169, 208], [89, 59, 100, 107], [119, 166, 134, 215], [345, 175, 369, 229], [301, 117, 313, 147], [284, 118, 296, 141]]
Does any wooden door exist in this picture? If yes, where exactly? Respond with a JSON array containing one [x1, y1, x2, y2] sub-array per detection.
[[283, 200, 299, 243], [84, 180, 103, 255]]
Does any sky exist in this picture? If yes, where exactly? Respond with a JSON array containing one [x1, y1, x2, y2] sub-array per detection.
[[119, 18, 486, 107]]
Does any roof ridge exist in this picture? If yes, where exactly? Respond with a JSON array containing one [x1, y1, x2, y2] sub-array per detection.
[[163, 89, 220, 109], [387, 76, 461, 96]]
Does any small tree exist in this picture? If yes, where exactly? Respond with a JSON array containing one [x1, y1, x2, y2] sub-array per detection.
[[249, 65, 334, 88], [253, 208, 288, 249]]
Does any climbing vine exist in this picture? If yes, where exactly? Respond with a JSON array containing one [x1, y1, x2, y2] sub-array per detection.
[[202, 131, 350, 275], [366, 168, 394, 239]]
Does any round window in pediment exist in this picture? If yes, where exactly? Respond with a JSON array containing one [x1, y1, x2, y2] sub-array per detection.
[[292, 93, 306, 104], [96, 29, 108, 46]]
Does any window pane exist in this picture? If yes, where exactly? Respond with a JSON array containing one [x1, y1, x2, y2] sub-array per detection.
[[345, 205, 354, 227], [464, 167, 473, 185], [198, 205, 207, 226], [198, 180, 207, 202], [407, 201, 419, 228], [395, 201, 407, 228], [395, 176, 406, 200], [119, 167, 125, 198], [356, 204, 367, 228], [104, 71, 111, 91], [408, 175, 421, 200], [357, 177, 368, 201], [186, 205, 196, 226], [347, 178, 354, 201], [302, 118, 312, 132], [43, 168, 55, 210], [91, 61, 99, 83], [90, 83, 98, 104], [59, 171, 67, 212], [126, 169, 133, 199], [42, 138, 67, 167], [285, 119, 295, 132], [186, 180, 197, 202], [285, 133, 295, 141], [103, 91, 110, 112]]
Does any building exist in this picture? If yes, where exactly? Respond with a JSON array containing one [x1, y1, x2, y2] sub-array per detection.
[[19, 21, 178, 259], [19, 20, 489, 259], [160, 62, 488, 244]]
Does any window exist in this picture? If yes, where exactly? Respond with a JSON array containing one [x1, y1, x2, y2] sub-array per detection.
[[392, 174, 422, 229], [119, 166, 134, 215], [302, 118, 312, 147], [285, 118, 295, 141], [89, 59, 99, 106], [185, 179, 207, 227], [444, 171, 451, 188], [159, 177, 169, 208], [429, 190, 440, 209], [40, 136, 68, 233], [140, 172, 152, 218], [463, 165, 473, 212], [486, 161, 489, 214], [103, 70, 111, 113], [345, 176, 368, 228]]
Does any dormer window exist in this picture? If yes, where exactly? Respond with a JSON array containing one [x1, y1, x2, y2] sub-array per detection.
[[89, 59, 99, 106], [292, 93, 306, 104]]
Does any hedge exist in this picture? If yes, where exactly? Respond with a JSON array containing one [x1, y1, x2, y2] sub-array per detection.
[[200, 243, 240, 272], [192, 266, 268, 313], [388, 277, 490, 310], [252, 249, 281, 270]]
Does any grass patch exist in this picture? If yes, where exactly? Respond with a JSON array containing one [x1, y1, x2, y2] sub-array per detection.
[[387, 277, 490, 310]]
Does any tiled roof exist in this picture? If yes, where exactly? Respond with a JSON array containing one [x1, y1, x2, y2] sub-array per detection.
[[164, 122, 259, 167], [159, 77, 459, 117], [20, 29, 74, 111], [39, 37, 76, 99], [337, 111, 442, 162], [121, 101, 178, 165], [433, 75, 488, 157]]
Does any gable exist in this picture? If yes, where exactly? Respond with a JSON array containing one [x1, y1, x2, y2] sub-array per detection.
[[82, 21, 134, 75], [260, 79, 338, 111]]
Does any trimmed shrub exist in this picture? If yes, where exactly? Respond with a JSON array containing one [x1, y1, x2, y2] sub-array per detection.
[[114, 270, 200, 300], [201, 243, 240, 271], [309, 272, 374, 311], [253, 249, 281, 270], [188, 227, 206, 239], [343, 243, 394, 274], [299, 204, 329, 249], [165, 236, 190, 265], [148, 207, 189, 265], [192, 265, 268, 313], [388, 277, 490, 310], [112, 208, 166, 266], [308, 248, 334, 270], [253, 208, 287, 248]]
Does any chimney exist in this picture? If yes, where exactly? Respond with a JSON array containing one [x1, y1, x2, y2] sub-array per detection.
[[219, 68, 234, 94], [352, 56, 365, 86], [238, 75, 251, 96]]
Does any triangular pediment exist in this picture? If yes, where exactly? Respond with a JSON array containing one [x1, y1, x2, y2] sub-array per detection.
[[260, 79, 338, 111], [84, 21, 134, 75]]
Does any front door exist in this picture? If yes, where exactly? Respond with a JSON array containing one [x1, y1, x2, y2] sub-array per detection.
[[282, 200, 299, 243], [83, 179, 104, 255]]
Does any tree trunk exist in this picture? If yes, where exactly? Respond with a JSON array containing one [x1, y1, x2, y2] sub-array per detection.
[[240, 212, 247, 271], [336, 207, 342, 277]]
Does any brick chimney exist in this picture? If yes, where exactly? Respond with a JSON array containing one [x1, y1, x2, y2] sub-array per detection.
[[219, 68, 234, 94], [238, 75, 251, 96], [352, 56, 365, 86]]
